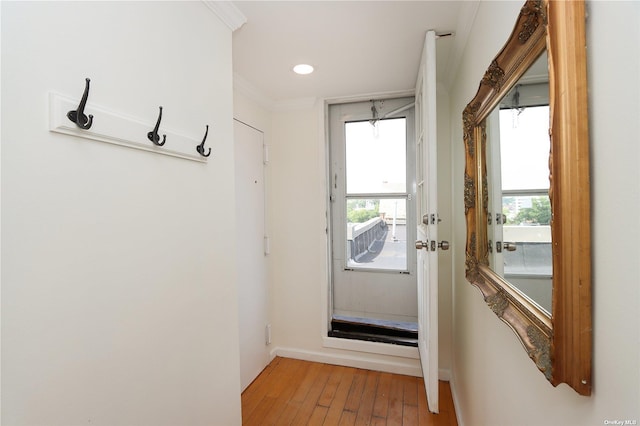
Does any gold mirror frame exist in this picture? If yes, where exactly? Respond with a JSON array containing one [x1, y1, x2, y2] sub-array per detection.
[[463, 0, 591, 395]]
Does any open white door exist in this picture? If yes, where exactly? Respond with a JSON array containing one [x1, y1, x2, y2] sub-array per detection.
[[486, 109, 505, 276], [415, 30, 440, 414]]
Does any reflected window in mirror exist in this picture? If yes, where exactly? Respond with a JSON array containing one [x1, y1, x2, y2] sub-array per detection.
[[486, 53, 552, 314], [462, 0, 591, 395]]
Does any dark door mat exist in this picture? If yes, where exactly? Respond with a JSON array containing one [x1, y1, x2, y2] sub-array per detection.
[[330, 315, 418, 347]]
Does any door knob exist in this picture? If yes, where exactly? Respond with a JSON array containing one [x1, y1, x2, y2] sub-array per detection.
[[503, 242, 517, 251], [415, 240, 429, 250], [438, 241, 450, 250]]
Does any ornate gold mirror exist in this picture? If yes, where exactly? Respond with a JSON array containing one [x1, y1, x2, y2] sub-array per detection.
[[463, 0, 592, 395]]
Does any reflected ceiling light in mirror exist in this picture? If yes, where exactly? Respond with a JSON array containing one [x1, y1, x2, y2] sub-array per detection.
[[293, 64, 314, 75]]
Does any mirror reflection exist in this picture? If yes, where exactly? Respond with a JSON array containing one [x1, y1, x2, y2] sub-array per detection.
[[463, 0, 592, 393], [486, 52, 552, 314]]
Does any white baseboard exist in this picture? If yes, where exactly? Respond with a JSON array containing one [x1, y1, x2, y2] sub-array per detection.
[[322, 336, 419, 359], [448, 372, 464, 426], [270, 345, 453, 382], [438, 368, 451, 381], [271, 346, 423, 377]]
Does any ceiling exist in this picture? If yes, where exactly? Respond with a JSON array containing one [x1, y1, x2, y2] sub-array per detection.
[[232, 1, 479, 105]]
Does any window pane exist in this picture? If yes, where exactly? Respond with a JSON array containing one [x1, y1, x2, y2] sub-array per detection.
[[503, 194, 552, 276], [346, 198, 407, 271], [503, 195, 551, 226], [503, 242, 552, 275], [499, 106, 550, 191], [345, 118, 406, 194]]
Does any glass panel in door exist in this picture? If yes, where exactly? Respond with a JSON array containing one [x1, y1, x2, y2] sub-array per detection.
[[345, 119, 406, 193], [344, 118, 409, 272], [345, 198, 407, 271]]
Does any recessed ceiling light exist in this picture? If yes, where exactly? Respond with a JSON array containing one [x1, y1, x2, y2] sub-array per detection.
[[293, 64, 314, 75]]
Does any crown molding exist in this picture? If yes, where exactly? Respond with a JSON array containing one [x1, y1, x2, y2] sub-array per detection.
[[234, 73, 319, 112], [203, 1, 247, 32], [272, 97, 318, 112], [233, 72, 276, 110]]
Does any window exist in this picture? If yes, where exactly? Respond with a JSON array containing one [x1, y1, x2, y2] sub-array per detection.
[[344, 118, 409, 271], [499, 105, 552, 277]]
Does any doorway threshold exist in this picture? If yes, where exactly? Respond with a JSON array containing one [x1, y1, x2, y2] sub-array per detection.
[[329, 315, 418, 347]]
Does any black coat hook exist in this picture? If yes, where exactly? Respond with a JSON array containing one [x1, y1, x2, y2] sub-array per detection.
[[147, 106, 166, 146], [67, 78, 94, 130], [196, 125, 211, 158]]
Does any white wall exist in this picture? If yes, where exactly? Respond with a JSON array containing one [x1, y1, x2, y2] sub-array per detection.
[[436, 82, 453, 379], [449, 1, 640, 425], [269, 104, 325, 345], [234, 84, 273, 135], [1, 2, 242, 425]]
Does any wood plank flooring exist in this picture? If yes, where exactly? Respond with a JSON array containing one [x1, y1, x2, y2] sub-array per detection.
[[241, 357, 458, 426]]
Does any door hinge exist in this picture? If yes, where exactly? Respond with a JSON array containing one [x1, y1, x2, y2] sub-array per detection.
[[266, 324, 272, 345], [264, 236, 270, 255]]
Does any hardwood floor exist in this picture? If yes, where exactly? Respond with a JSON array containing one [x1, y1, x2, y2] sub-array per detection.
[[241, 357, 458, 426]]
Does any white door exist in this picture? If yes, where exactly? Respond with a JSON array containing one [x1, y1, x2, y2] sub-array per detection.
[[415, 30, 441, 414], [486, 109, 505, 276], [234, 119, 269, 391]]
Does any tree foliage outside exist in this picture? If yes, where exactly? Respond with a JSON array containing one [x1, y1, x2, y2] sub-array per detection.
[[347, 199, 380, 223], [508, 196, 551, 225]]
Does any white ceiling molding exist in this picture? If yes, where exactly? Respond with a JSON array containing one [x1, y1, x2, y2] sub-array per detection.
[[234, 72, 276, 111], [203, 1, 247, 32], [272, 97, 318, 112], [234, 72, 319, 112]]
